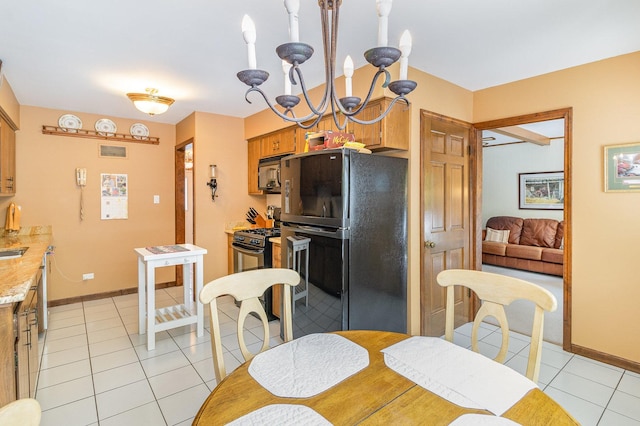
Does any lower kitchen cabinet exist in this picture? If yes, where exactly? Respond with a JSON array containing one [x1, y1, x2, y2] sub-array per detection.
[[0, 268, 41, 406], [271, 242, 282, 319]]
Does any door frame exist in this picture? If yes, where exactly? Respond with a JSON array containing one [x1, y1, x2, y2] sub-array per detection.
[[473, 108, 573, 351], [175, 138, 195, 287]]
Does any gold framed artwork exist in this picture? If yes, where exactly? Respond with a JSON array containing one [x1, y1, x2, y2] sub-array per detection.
[[604, 142, 640, 192], [519, 171, 564, 210]]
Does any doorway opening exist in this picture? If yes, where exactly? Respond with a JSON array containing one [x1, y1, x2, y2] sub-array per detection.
[[474, 108, 573, 350]]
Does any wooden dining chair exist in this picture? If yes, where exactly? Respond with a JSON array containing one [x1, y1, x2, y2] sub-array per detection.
[[0, 398, 41, 426], [199, 268, 300, 382], [437, 269, 557, 383]]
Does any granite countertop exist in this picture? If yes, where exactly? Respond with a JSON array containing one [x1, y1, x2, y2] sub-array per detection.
[[0, 227, 52, 305]]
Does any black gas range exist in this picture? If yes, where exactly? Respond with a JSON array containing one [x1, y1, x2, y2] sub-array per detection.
[[232, 227, 281, 251]]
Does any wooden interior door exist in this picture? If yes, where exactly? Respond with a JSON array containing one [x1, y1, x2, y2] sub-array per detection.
[[421, 111, 472, 336]]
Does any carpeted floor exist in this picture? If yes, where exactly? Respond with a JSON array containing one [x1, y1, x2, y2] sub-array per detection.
[[480, 264, 564, 345]]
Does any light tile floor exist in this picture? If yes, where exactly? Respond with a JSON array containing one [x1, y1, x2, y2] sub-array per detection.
[[35, 287, 640, 425]]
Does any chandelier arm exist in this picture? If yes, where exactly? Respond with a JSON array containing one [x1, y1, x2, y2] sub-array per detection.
[[291, 65, 329, 119], [244, 86, 316, 123], [347, 96, 410, 125]]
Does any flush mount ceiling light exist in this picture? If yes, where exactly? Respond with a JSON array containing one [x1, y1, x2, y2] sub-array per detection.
[[126, 88, 175, 116], [237, 0, 417, 130]]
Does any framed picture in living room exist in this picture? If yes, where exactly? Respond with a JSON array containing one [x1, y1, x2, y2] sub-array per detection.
[[604, 142, 640, 192], [519, 171, 564, 210]]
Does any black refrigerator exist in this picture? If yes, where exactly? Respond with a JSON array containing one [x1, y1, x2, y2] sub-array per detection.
[[280, 149, 407, 338]]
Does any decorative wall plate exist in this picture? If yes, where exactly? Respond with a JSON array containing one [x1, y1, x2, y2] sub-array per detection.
[[95, 118, 117, 136], [58, 114, 82, 132], [130, 123, 149, 140]]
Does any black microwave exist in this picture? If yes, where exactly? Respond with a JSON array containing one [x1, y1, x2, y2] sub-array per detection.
[[258, 157, 282, 193]]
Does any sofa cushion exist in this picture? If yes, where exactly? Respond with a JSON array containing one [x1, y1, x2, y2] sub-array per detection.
[[485, 216, 524, 244], [482, 241, 507, 256], [506, 244, 543, 261], [541, 248, 564, 264], [554, 221, 565, 249], [519, 218, 559, 248], [485, 227, 510, 243]]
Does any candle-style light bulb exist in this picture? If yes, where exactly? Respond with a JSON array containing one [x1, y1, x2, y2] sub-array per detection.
[[241, 15, 257, 69], [282, 60, 292, 95], [399, 30, 412, 80], [343, 55, 354, 97], [376, 0, 393, 47], [283, 0, 300, 42]]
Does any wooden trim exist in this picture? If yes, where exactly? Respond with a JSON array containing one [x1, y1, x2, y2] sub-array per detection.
[[473, 107, 573, 352], [0, 107, 18, 131], [48, 281, 178, 307], [571, 344, 640, 374]]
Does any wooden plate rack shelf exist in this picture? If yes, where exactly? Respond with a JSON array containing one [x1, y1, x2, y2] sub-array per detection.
[[42, 125, 160, 145]]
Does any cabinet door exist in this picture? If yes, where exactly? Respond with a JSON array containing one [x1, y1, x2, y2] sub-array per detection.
[[0, 117, 16, 195], [351, 98, 409, 151], [247, 138, 263, 195], [0, 306, 16, 406], [271, 244, 282, 319], [227, 234, 234, 275], [351, 102, 382, 147], [261, 128, 296, 157], [27, 292, 38, 397], [16, 302, 30, 399]]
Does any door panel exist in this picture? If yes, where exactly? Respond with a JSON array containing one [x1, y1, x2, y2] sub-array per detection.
[[421, 111, 472, 337]]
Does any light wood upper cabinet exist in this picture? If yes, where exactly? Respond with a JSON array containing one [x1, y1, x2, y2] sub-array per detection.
[[0, 117, 16, 195], [247, 138, 263, 195], [351, 97, 410, 151], [261, 127, 296, 158]]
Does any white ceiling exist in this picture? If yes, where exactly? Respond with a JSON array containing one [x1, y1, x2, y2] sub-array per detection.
[[1, 0, 639, 125]]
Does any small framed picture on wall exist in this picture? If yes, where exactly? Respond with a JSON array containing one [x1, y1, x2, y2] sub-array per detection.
[[519, 171, 564, 210], [604, 142, 640, 192]]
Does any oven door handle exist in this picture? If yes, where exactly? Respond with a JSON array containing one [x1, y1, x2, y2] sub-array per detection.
[[283, 224, 349, 240], [232, 244, 265, 255]]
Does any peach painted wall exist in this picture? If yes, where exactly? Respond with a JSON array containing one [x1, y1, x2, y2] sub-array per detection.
[[7, 106, 177, 301], [182, 111, 267, 283], [474, 52, 640, 363]]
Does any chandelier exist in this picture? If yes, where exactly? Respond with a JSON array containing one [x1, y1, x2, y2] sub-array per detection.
[[126, 88, 175, 116], [237, 0, 416, 130]]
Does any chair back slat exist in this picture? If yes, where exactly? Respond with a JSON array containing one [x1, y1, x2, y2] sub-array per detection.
[[199, 268, 300, 383], [437, 269, 557, 383]]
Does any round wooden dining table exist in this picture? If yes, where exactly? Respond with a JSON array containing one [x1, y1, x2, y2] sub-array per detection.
[[193, 330, 579, 425]]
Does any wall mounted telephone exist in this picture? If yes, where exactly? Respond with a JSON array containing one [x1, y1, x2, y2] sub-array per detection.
[[76, 168, 87, 187], [76, 168, 86, 221]]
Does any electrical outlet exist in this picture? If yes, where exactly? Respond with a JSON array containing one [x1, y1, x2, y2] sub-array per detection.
[[82, 273, 94, 280]]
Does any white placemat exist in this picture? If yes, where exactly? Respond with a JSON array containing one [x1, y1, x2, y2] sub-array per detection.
[[449, 414, 521, 425], [248, 333, 369, 398], [226, 404, 331, 425], [382, 336, 536, 416]]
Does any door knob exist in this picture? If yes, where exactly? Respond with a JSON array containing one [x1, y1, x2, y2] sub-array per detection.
[[424, 241, 436, 248]]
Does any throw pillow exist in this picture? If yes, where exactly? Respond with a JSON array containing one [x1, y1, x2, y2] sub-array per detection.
[[485, 227, 510, 243]]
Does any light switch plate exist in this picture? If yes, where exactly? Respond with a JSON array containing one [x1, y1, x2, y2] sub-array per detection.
[[153, 195, 160, 204]]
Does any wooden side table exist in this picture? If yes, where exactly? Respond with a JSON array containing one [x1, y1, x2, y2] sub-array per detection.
[[134, 244, 207, 350]]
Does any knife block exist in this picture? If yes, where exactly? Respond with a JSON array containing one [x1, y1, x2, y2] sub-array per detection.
[[254, 214, 267, 228]]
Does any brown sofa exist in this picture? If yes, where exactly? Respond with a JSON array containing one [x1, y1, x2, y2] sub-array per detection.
[[482, 216, 564, 276]]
